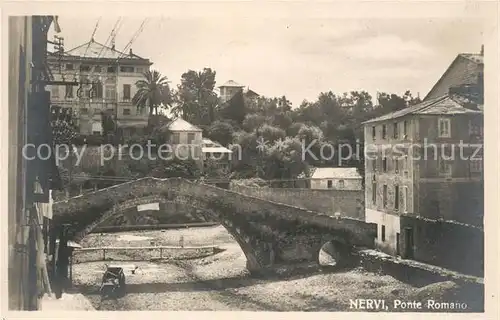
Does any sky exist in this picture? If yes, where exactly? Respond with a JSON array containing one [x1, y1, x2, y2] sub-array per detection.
[[49, 15, 485, 106]]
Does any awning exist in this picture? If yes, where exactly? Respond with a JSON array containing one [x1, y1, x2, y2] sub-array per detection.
[[202, 147, 232, 153], [116, 120, 148, 128]]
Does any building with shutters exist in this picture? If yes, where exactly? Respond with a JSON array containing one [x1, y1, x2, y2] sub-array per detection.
[[218, 80, 259, 103], [46, 39, 152, 138], [309, 167, 362, 191], [8, 15, 62, 310], [361, 47, 484, 276]]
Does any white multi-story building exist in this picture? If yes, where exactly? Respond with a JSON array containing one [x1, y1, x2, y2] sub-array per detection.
[[47, 39, 152, 137], [218, 80, 259, 103]]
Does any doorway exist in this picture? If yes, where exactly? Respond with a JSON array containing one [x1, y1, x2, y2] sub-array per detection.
[[396, 233, 400, 256], [403, 227, 414, 259]]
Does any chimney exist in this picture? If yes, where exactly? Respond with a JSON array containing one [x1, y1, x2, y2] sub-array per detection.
[[129, 48, 133, 56], [480, 44, 484, 56]]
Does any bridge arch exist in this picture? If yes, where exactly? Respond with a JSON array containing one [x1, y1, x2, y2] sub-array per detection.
[[314, 233, 358, 270], [77, 194, 262, 271]]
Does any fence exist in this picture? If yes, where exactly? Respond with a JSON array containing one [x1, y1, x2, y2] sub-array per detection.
[[72, 245, 220, 263]]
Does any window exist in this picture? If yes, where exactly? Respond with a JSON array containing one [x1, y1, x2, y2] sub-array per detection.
[[123, 84, 131, 100], [65, 85, 73, 98], [438, 157, 452, 177], [394, 156, 399, 173], [403, 120, 408, 137], [382, 125, 387, 139], [327, 180, 333, 188], [403, 186, 409, 213], [372, 126, 376, 140], [80, 65, 91, 72], [172, 133, 180, 144], [381, 225, 386, 242], [80, 107, 88, 114], [83, 85, 91, 98], [470, 160, 483, 173], [120, 66, 135, 73], [51, 86, 59, 98], [382, 157, 387, 172], [394, 185, 400, 211], [469, 120, 483, 138], [136, 67, 144, 74], [383, 185, 388, 208], [92, 81, 103, 99], [123, 108, 131, 116], [393, 123, 398, 139], [105, 85, 116, 100], [338, 180, 345, 189], [372, 182, 377, 204], [107, 66, 116, 73], [438, 118, 451, 138], [91, 122, 102, 135], [187, 132, 196, 144], [94, 66, 102, 72], [371, 159, 377, 172], [65, 63, 74, 70]]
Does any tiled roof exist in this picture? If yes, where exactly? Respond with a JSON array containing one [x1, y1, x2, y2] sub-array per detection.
[[202, 146, 232, 153], [423, 52, 483, 101], [459, 53, 483, 64], [219, 80, 245, 88], [163, 118, 202, 132], [363, 94, 482, 124], [310, 167, 361, 180], [202, 138, 215, 146], [65, 39, 147, 60], [243, 88, 260, 96]]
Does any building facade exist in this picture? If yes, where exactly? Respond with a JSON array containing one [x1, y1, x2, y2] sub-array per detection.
[[363, 94, 483, 257], [162, 118, 204, 168], [218, 80, 259, 103], [310, 167, 362, 191], [202, 138, 233, 172], [424, 50, 483, 101], [8, 15, 61, 310], [47, 39, 152, 137]]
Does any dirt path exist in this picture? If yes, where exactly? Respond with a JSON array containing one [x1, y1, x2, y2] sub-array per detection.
[[71, 226, 480, 311]]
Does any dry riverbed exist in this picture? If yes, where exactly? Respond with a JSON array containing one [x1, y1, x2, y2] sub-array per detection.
[[71, 226, 479, 311]]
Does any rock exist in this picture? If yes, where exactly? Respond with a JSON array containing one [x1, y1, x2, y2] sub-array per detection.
[[391, 288, 404, 295], [411, 281, 461, 301]]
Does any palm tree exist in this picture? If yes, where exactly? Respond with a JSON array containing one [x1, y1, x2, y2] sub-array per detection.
[[132, 70, 173, 117]]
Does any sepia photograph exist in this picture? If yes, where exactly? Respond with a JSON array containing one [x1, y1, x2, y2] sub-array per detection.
[[3, 1, 498, 315]]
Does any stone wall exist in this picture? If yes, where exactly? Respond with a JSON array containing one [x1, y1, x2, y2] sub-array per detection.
[[400, 216, 484, 277], [230, 185, 365, 220]]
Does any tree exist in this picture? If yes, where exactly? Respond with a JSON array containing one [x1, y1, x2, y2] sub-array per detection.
[[261, 137, 309, 183], [51, 105, 78, 145], [150, 158, 201, 179], [203, 157, 231, 179], [218, 89, 246, 125], [173, 68, 218, 126], [207, 120, 234, 146], [132, 70, 173, 117], [278, 95, 292, 112], [242, 114, 269, 132], [100, 109, 116, 143], [257, 124, 286, 143]]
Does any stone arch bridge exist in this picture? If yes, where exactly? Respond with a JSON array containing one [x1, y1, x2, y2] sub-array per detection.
[[52, 177, 376, 274]]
